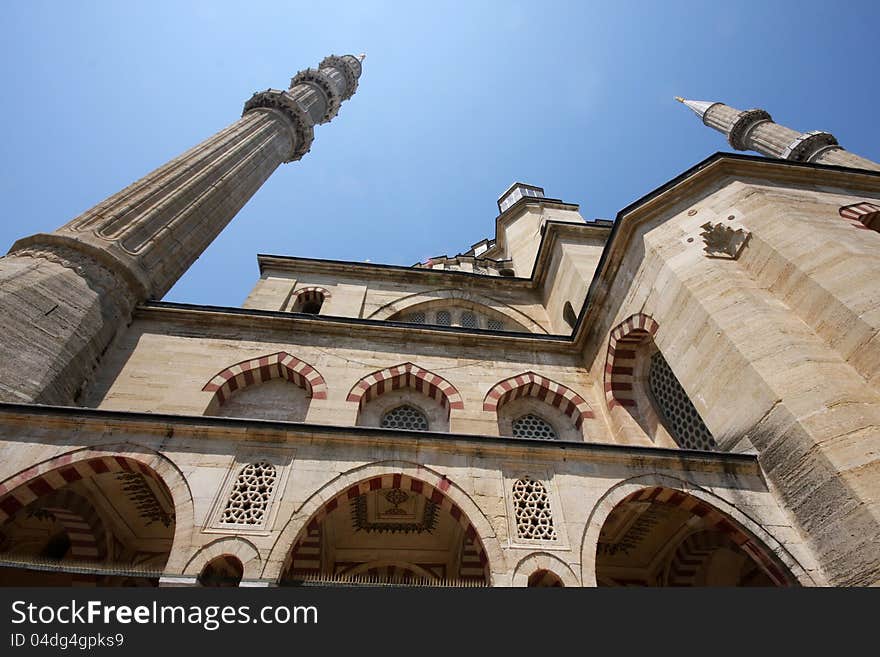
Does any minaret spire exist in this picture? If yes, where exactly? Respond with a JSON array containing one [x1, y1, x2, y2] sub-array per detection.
[[675, 97, 880, 171], [0, 53, 365, 404], [674, 97, 719, 120]]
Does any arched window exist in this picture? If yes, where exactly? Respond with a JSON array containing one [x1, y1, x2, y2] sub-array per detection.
[[839, 201, 880, 231], [199, 556, 243, 587], [512, 478, 557, 541], [527, 569, 564, 587], [648, 352, 716, 450], [406, 311, 426, 324], [381, 405, 429, 431], [460, 311, 478, 329], [290, 287, 328, 314], [563, 302, 578, 329], [512, 414, 558, 440], [220, 462, 277, 526], [435, 310, 452, 326]]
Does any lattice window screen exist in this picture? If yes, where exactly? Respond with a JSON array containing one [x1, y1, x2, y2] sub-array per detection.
[[648, 351, 716, 451], [513, 478, 558, 541], [221, 461, 277, 525], [381, 405, 429, 431], [512, 414, 558, 440]]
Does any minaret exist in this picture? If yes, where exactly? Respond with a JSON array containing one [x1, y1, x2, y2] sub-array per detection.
[[0, 54, 365, 405], [676, 97, 880, 172]]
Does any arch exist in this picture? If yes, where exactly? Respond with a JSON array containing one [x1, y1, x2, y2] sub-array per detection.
[[563, 301, 578, 330], [604, 313, 660, 410], [198, 555, 244, 587], [202, 351, 327, 412], [345, 560, 439, 583], [289, 286, 331, 313], [664, 530, 739, 586], [483, 372, 594, 429], [579, 474, 817, 587], [512, 552, 579, 587], [0, 443, 195, 574], [262, 460, 505, 584], [284, 473, 490, 583], [839, 201, 880, 230], [346, 362, 463, 415], [40, 489, 108, 561], [367, 288, 548, 334], [184, 536, 262, 581]]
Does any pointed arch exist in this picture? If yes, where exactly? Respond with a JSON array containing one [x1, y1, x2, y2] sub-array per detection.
[[280, 470, 491, 584], [40, 490, 107, 561], [202, 352, 327, 412], [579, 474, 817, 587], [346, 362, 463, 415], [367, 288, 548, 334], [604, 313, 660, 410], [483, 372, 594, 428], [262, 460, 505, 584], [288, 286, 331, 313], [839, 201, 880, 230], [0, 443, 195, 574]]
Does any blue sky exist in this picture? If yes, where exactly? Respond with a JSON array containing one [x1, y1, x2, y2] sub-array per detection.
[[2, 1, 879, 306]]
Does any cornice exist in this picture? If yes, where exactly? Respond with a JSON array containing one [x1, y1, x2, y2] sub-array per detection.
[[135, 300, 575, 352], [0, 402, 761, 476]]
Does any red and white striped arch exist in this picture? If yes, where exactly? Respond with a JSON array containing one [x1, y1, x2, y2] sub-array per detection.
[[620, 486, 795, 586], [42, 490, 107, 562], [482, 372, 594, 429], [286, 473, 489, 583], [202, 352, 327, 411], [839, 201, 880, 231], [290, 286, 330, 311], [604, 313, 660, 410], [0, 455, 170, 525], [346, 362, 464, 414]]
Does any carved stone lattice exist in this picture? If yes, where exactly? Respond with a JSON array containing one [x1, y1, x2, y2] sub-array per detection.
[[648, 351, 716, 451], [220, 461, 277, 525], [512, 414, 558, 440], [699, 222, 750, 259], [512, 478, 558, 541], [381, 405, 428, 431]]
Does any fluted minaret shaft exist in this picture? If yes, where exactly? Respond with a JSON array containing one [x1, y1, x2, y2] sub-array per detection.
[[0, 54, 364, 405], [676, 98, 880, 172]]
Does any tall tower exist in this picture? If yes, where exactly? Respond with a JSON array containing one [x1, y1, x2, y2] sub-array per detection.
[[676, 97, 880, 172], [0, 53, 364, 405]]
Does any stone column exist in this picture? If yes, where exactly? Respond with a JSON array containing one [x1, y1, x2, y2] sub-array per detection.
[[0, 54, 364, 405], [677, 98, 880, 172]]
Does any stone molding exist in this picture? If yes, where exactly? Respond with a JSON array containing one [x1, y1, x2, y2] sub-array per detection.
[[727, 108, 772, 150], [242, 90, 315, 162]]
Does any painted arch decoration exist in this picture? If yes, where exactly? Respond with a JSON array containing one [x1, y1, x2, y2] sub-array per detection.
[[346, 362, 464, 415], [482, 371, 594, 429], [603, 313, 660, 410], [202, 351, 327, 412]]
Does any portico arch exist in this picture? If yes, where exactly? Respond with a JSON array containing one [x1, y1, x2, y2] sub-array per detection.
[[264, 461, 504, 585]]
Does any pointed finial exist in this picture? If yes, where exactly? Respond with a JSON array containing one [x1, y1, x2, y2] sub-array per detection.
[[675, 98, 719, 120], [357, 53, 366, 62]]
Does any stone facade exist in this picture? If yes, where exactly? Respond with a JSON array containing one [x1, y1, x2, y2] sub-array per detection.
[[0, 73, 879, 586]]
